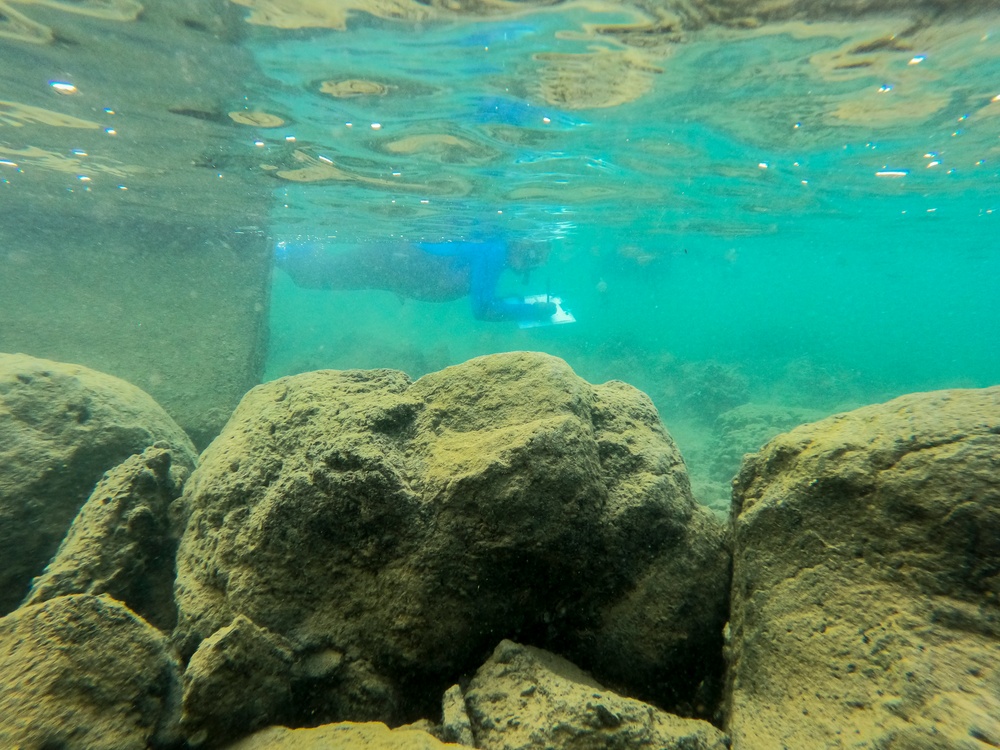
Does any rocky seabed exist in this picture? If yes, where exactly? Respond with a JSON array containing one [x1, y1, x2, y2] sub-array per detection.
[[1, 350, 997, 750]]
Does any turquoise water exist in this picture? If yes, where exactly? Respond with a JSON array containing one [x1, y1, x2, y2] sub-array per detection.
[[250, 8, 1000, 506], [0, 3, 997, 741], [2, 2, 996, 507]]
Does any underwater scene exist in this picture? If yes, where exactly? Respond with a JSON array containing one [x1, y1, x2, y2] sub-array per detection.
[[1, 0, 999, 748], [257, 6, 1000, 511]]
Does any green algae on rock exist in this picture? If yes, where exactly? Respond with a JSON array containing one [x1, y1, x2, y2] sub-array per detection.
[[173, 351, 729, 726], [0, 352, 197, 616], [726, 386, 1000, 747]]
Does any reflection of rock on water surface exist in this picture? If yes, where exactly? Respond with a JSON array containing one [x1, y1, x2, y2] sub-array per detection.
[[0, 100, 100, 128], [225, 0, 1000, 133], [319, 78, 390, 97], [0, 0, 141, 44]]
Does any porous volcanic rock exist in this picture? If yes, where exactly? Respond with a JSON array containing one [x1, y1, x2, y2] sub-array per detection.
[[23, 443, 190, 630], [225, 721, 472, 749], [0, 594, 182, 749], [0, 352, 197, 614], [463, 639, 729, 750], [181, 614, 295, 747], [440, 684, 475, 746], [726, 386, 1000, 747], [173, 352, 729, 727]]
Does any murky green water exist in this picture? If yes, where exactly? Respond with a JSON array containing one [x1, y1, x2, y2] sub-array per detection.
[[2, 1, 998, 508]]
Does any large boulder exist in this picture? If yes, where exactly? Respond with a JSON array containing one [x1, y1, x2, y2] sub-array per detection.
[[173, 352, 729, 727], [462, 639, 729, 750], [0, 594, 182, 749], [0, 353, 197, 614], [726, 386, 1000, 747]]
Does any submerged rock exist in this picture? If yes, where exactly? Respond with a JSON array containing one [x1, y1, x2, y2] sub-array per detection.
[[0, 352, 197, 615], [440, 684, 475, 747], [23, 443, 190, 630], [181, 614, 295, 747], [726, 386, 1000, 747], [0, 594, 182, 750], [463, 639, 729, 750], [173, 351, 729, 728], [224, 721, 471, 749]]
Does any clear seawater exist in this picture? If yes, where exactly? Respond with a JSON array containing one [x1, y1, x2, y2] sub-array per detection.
[[255, 7, 1000, 508], [3, 2, 999, 510]]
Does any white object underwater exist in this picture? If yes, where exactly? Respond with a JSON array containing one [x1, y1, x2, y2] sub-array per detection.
[[519, 295, 576, 329]]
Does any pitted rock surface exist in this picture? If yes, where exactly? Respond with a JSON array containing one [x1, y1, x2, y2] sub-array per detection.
[[173, 352, 728, 725], [24, 443, 189, 630], [726, 386, 1000, 748], [0, 594, 182, 749]]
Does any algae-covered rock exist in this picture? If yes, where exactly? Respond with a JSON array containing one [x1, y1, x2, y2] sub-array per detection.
[[464, 639, 729, 750], [0, 353, 197, 615], [0, 594, 182, 749], [174, 352, 728, 726], [181, 614, 295, 747], [225, 721, 472, 749], [726, 386, 1000, 748], [23, 443, 189, 630]]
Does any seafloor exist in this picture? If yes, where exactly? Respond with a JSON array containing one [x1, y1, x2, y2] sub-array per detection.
[[1, 350, 998, 749]]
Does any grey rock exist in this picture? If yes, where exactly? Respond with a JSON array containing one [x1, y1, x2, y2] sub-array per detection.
[[464, 639, 729, 750], [726, 386, 1000, 748], [0, 352, 197, 614], [440, 684, 474, 747]]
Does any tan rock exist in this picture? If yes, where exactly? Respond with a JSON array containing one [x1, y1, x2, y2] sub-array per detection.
[[464, 639, 729, 749], [0, 594, 182, 749], [224, 721, 471, 749], [726, 386, 1000, 747]]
